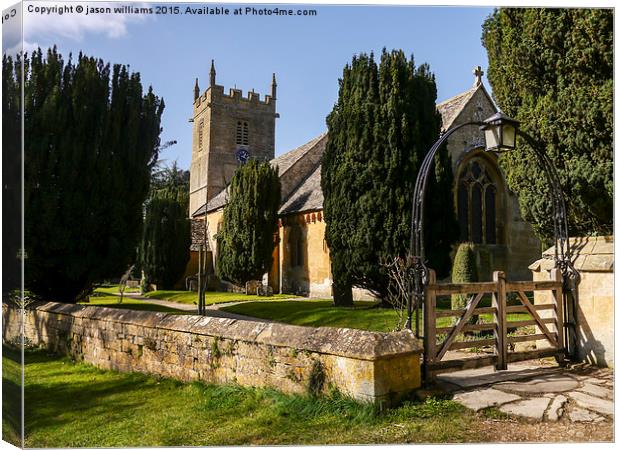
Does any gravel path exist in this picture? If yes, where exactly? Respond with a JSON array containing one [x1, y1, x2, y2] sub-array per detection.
[[115, 292, 272, 322]]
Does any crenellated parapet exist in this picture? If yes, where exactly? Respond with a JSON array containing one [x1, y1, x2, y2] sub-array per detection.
[[194, 85, 276, 111]]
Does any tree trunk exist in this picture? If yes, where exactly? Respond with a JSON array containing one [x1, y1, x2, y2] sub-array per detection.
[[332, 281, 353, 307]]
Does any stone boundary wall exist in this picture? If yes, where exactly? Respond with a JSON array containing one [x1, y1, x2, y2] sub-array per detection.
[[2, 302, 422, 407], [530, 236, 614, 368]]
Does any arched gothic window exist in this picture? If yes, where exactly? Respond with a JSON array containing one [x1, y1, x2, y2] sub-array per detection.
[[457, 159, 499, 245], [236, 121, 249, 146]]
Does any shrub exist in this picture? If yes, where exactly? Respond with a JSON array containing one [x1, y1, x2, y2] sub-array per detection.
[[451, 243, 478, 315]]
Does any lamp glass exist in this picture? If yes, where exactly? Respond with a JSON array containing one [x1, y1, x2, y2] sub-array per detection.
[[484, 125, 501, 150], [502, 122, 516, 150]]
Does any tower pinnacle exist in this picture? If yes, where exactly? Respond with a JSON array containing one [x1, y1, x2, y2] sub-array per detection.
[[194, 78, 200, 101], [271, 73, 277, 100], [210, 60, 216, 87]]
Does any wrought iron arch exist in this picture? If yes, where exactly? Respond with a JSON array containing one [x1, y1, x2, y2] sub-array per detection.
[[406, 122, 577, 361]]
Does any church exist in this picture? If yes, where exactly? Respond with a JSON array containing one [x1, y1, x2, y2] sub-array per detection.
[[187, 62, 541, 298]]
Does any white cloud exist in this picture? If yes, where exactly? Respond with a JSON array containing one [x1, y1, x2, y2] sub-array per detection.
[[4, 41, 40, 57], [23, 2, 151, 43], [2, 3, 23, 56]]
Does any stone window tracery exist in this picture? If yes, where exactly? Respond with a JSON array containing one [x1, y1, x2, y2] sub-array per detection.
[[457, 159, 499, 245]]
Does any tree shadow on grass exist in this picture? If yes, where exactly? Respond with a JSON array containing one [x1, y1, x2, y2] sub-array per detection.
[[22, 350, 170, 441]]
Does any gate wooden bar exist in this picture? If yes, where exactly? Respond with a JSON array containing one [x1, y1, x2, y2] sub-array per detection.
[[423, 269, 565, 382]]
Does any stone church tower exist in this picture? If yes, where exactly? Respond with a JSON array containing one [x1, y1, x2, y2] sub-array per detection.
[[189, 60, 279, 217]]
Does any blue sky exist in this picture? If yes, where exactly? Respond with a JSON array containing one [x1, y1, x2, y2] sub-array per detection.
[[4, 2, 494, 168]]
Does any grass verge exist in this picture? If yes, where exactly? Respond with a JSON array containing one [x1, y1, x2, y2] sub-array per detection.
[[12, 346, 483, 446]]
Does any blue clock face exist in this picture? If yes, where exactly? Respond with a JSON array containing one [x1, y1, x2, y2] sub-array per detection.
[[236, 148, 250, 163]]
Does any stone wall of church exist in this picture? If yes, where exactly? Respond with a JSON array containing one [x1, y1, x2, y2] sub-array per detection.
[[278, 212, 332, 298], [276, 212, 379, 300], [445, 88, 498, 173]]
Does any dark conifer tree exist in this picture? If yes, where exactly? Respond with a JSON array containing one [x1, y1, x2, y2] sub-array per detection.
[[216, 160, 281, 286], [2, 54, 22, 297], [322, 49, 457, 304], [17, 47, 164, 302], [139, 162, 191, 289], [140, 195, 191, 290], [482, 9, 613, 240]]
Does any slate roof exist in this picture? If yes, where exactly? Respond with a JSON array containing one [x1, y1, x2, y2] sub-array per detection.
[[271, 133, 326, 174], [436, 85, 478, 131], [279, 164, 323, 215]]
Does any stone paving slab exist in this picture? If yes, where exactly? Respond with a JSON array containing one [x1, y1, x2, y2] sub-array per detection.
[[577, 382, 613, 400], [447, 364, 614, 424], [499, 397, 551, 420], [568, 391, 614, 416], [495, 376, 578, 394], [569, 407, 605, 423], [452, 388, 521, 412], [437, 363, 563, 389], [547, 395, 567, 421]]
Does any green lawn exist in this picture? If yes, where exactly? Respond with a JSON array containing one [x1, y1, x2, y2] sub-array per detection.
[[142, 289, 294, 306], [5, 345, 488, 446], [95, 284, 141, 295], [221, 300, 532, 334], [222, 300, 399, 332], [2, 346, 22, 447]]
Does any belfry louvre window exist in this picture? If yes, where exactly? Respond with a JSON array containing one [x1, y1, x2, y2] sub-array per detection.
[[198, 119, 204, 150], [457, 159, 498, 244], [236, 121, 249, 146]]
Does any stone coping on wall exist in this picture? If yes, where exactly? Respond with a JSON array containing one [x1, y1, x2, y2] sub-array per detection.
[[529, 236, 613, 272], [26, 301, 422, 361]]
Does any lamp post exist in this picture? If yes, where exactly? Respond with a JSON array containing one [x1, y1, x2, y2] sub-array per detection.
[[407, 112, 577, 359]]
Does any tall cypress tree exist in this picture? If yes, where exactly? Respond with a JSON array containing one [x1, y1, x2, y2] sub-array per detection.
[[482, 9, 613, 240], [140, 197, 191, 289], [19, 47, 164, 302], [139, 162, 191, 289], [2, 54, 22, 297], [216, 160, 281, 286], [322, 49, 457, 304]]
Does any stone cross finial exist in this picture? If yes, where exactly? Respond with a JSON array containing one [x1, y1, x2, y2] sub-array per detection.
[[473, 66, 484, 86]]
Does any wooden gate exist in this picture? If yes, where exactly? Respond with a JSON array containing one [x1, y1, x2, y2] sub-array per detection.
[[423, 269, 565, 381]]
